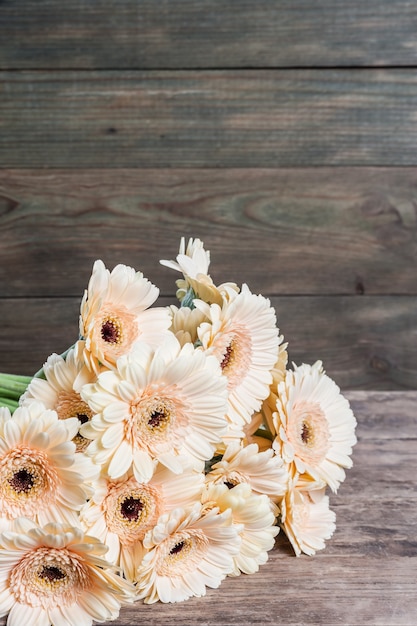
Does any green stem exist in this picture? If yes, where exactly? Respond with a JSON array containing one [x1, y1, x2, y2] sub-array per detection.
[[0, 397, 19, 412]]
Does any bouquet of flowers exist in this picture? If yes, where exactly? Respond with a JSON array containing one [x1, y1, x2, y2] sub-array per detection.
[[0, 237, 357, 625]]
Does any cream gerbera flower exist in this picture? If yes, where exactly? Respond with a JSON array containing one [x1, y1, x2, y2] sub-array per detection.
[[81, 337, 228, 482], [280, 479, 336, 556], [160, 237, 239, 306], [0, 403, 98, 529], [202, 482, 279, 575], [136, 503, 241, 602], [272, 361, 357, 492], [0, 517, 135, 625], [206, 442, 288, 503], [79, 259, 171, 374], [20, 345, 96, 452], [195, 284, 281, 426], [80, 463, 205, 582], [168, 304, 207, 347]]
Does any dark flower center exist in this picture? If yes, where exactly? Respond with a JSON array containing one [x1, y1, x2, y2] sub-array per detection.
[[148, 410, 167, 428], [169, 541, 185, 555], [101, 319, 121, 344], [301, 421, 312, 444], [120, 496, 143, 521], [221, 344, 233, 370], [8, 468, 34, 493], [38, 565, 66, 583]]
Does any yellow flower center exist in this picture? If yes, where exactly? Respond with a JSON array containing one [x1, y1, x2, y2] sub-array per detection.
[[287, 401, 330, 466]]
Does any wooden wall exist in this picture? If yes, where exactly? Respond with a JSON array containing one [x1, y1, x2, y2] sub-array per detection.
[[0, 2, 416, 389]]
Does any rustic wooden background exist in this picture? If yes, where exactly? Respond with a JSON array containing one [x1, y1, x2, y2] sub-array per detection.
[[1, 4, 417, 626], [0, 2, 416, 389]]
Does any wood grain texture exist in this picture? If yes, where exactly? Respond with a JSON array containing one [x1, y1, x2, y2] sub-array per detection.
[[1, 1, 417, 70], [1, 296, 415, 390], [0, 168, 416, 298], [0, 391, 415, 625], [3, 70, 417, 167]]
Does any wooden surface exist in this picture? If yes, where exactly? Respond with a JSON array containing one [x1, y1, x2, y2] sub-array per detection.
[[0, 391, 414, 626], [1, 1, 417, 69], [3, 70, 417, 167], [0, 3, 416, 391], [0, 4, 416, 624]]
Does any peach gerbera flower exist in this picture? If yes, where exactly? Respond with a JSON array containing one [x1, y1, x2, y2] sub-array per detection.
[[272, 361, 357, 492], [20, 346, 96, 451], [168, 304, 207, 347], [81, 336, 228, 482], [206, 441, 288, 503], [136, 503, 241, 602], [160, 237, 239, 306], [202, 482, 279, 575], [79, 260, 171, 374], [0, 403, 98, 529], [195, 284, 281, 427], [280, 479, 336, 556], [80, 463, 205, 581], [0, 517, 135, 626]]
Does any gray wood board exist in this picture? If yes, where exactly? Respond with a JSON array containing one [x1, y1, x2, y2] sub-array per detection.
[[1, 168, 416, 297], [3, 70, 417, 166], [0, 296, 415, 390], [1, 1, 417, 69]]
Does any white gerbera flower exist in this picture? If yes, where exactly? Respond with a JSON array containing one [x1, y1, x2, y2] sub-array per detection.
[[273, 361, 357, 492], [0, 403, 98, 529], [81, 337, 228, 482], [168, 304, 207, 347], [195, 284, 281, 426], [160, 237, 239, 305], [136, 503, 241, 602], [0, 518, 135, 625], [20, 346, 96, 452], [202, 482, 279, 575], [280, 479, 336, 556], [206, 442, 288, 503], [80, 463, 205, 582], [79, 259, 171, 374]]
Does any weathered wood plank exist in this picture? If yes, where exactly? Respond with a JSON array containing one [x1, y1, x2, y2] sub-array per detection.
[[1, 1, 417, 70], [0, 392, 415, 625], [3, 70, 417, 167], [0, 296, 415, 390], [0, 168, 416, 297]]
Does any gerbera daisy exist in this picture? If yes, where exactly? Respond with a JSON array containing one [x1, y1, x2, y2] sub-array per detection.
[[79, 259, 171, 374], [206, 441, 288, 503], [272, 361, 357, 493], [280, 479, 336, 556], [168, 304, 207, 347], [80, 336, 228, 482], [160, 237, 239, 306], [20, 346, 96, 452], [0, 403, 98, 529], [80, 463, 205, 581], [202, 482, 279, 575], [0, 517, 135, 625], [195, 284, 281, 426], [136, 503, 241, 602]]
